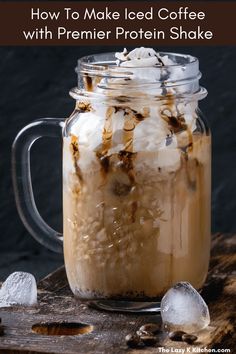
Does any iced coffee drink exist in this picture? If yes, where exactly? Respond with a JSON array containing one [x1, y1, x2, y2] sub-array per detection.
[[63, 48, 211, 303]]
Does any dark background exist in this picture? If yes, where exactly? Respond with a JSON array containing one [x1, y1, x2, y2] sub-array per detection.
[[0, 45, 235, 281]]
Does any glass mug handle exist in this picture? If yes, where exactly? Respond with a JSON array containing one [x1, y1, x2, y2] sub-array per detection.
[[12, 118, 65, 253]]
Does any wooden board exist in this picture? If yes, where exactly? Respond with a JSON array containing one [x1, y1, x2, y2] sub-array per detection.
[[0, 233, 235, 353]]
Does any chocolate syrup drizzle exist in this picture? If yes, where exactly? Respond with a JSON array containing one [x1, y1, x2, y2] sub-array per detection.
[[161, 95, 193, 156], [96, 106, 150, 175], [165, 99, 196, 192], [70, 86, 196, 228], [69, 102, 92, 183], [95, 105, 150, 222], [70, 135, 83, 184], [76, 101, 92, 112], [95, 106, 114, 177], [71, 93, 195, 190], [84, 74, 93, 92]]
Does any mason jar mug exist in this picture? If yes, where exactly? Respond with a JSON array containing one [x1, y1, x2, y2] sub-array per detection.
[[12, 50, 211, 311]]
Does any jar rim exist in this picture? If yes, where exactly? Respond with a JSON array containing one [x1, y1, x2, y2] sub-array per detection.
[[74, 50, 206, 100], [76, 51, 199, 73]]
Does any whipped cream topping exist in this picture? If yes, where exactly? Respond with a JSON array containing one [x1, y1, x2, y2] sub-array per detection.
[[115, 47, 172, 67], [112, 47, 185, 87], [66, 48, 198, 175]]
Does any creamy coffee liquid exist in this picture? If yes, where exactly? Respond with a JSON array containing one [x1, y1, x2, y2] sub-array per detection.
[[63, 48, 211, 300]]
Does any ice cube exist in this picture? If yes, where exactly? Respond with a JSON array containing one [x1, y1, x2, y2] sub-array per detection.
[[0, 272, 37, 307], [160, 281, 210, 333]]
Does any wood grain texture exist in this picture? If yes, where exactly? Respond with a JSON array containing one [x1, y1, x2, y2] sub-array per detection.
[[0, 233, 235, 353]]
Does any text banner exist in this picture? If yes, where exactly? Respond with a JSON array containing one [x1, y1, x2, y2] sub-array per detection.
[[0, 2, 235, 45]]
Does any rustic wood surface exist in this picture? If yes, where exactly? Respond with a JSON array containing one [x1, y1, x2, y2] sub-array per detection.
[[0, 233, 235, 354]]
